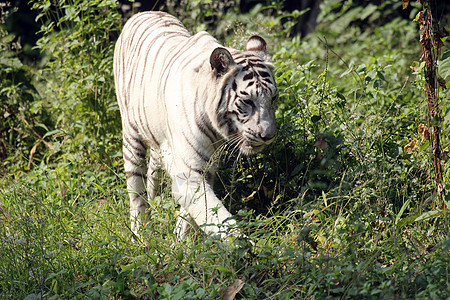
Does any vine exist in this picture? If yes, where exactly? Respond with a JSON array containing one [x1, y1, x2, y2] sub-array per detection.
[[408, 0, 449, 207]]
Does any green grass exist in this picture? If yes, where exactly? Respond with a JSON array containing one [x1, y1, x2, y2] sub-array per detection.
[[1, 160, 448, 299], [1, 0, 449, 299]]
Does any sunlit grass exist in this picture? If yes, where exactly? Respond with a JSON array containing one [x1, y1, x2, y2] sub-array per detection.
[[1, 0, 449, 298]]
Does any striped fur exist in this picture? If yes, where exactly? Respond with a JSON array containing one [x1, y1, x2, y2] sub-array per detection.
[[114, 11, 278, 239]]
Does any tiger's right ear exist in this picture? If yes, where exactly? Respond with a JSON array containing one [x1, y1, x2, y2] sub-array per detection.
[[210, 47, 235, 76], [245, 35, 269, 61]]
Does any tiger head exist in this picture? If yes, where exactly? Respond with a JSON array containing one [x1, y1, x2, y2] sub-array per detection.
[[211, 36, 278, 155]]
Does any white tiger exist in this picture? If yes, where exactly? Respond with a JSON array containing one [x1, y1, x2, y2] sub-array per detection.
[[114, 11, 278, 240]]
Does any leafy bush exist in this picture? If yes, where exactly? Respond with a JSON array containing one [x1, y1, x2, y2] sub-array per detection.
[[0, 0, 449, 299], [31, 0, 122, 164], [0, 6, 52, 171]]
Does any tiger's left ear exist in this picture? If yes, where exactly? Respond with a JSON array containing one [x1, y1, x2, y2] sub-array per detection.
[[245, 35, 269, 61], [210, 47, 235, 76]]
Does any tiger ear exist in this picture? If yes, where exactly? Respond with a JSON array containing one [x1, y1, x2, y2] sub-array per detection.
[[245, 35, 269, 61], [210, 47, 235, 76]]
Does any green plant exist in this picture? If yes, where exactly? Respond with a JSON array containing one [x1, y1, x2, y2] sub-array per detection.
[[0, 4, 52, 172], [31, 0, 122, 164], [0, 0, 449, 298]]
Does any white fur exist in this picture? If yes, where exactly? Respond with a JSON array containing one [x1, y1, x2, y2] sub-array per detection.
[[114, 12, 277, 240]]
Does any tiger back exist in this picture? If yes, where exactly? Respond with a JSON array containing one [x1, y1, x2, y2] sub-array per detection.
[[114, 11, 278, 239]]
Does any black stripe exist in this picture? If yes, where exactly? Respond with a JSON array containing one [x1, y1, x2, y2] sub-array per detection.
[[233, 54, 248, 63], [216, 85, 229, 114], [182, 132, 210, 163], [257, 71, 271, 78], [123, 138, 146, 160], [123, 133, 146, 151], [226, 89, 233, 107], [123, 152, 145, 166], [252, 63, 267, 69], [196, 115, 217, 143], [243, 72, 254, 81], [193, 91, 217, 143], [125, 171, 145, 179], [188, 166, 213, 183], [140, 31, 186, 92]]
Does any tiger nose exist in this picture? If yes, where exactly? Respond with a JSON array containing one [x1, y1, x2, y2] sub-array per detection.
[[260, 125, 276, 142]]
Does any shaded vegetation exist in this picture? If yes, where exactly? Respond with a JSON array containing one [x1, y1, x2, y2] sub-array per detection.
[[1, 0, 449, 299]]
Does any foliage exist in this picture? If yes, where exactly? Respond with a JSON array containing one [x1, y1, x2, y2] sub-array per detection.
[[0, 0, 449, 299], [0, 4, 52, 171], [1, 166, 448, 298], [30, 0, 122, 165]]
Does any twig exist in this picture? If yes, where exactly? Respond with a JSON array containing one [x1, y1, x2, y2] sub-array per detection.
[[22, 118, 55, 150], [419, 1, 445, 206]]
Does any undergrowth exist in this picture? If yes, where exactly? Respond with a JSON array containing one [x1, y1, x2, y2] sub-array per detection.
[[1, 0, 449, 299]]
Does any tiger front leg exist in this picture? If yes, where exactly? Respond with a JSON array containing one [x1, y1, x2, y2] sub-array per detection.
[[173, 206, 192, 240], [123, 134, 149, 236], [172, 172, 236, 239]]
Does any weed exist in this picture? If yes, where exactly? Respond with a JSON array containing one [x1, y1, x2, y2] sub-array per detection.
[[0, 0, 448, 299]]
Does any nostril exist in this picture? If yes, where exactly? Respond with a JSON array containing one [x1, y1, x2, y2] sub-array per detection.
[[260, 131, 276, 142], [259, 122, 277, 142]]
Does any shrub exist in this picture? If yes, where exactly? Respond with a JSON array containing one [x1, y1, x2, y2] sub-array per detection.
[[0, 4, 52, 172], [31, 0, 122, 164], [0, 0, 448, 298]]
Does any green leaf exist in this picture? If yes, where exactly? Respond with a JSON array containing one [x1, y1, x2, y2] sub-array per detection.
[[414, 210, 442, 222], [340, 67, 353, 78], [396, 215, 417, 228], [92, 182, 105, 194], [395, 198, 411, 225], [438, 47, 450, 81], [24, 294, 40, 300], [215, 266, 232, 275], [121, 255, 147, 272], [1, 34, 15, 44]]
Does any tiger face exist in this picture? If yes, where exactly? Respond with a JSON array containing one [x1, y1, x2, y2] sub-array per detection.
[[210, 36, 278, 155], [228, 66, 278, 155]]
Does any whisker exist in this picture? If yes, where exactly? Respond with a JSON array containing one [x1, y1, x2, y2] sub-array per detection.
[[229, 139, 242, 160], [232, 150, 243, 171], [226, 135, 242, 163], [210, 133, 240, 165]]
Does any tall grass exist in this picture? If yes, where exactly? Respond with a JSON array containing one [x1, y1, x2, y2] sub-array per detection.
[[0, 0, 449, 299]]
